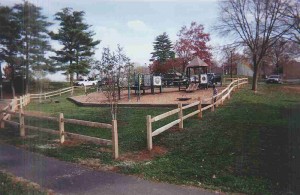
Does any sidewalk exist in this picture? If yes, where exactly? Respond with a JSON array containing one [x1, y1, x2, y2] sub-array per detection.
[[0, 143, 218, 195]]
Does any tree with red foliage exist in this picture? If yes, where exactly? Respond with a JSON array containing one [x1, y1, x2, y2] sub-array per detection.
[[149, 58, 184, 74], [174, 22, 212, 72]]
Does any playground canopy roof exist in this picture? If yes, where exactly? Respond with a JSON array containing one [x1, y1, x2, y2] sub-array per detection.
[[186, 56, 208, 68]]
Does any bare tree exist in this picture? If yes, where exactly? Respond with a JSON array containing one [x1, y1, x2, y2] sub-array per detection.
[[115, 44, 130, 100], [95, 46, 131, 120], [285, 0, 300, 44], [216, 0, 292, 91]]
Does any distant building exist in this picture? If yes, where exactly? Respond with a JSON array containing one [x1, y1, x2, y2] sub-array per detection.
[[237, 61, 253, 77], [283, 60, 300, 82]]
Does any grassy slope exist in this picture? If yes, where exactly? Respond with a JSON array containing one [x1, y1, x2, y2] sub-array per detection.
[[1, 84, 299, 194]]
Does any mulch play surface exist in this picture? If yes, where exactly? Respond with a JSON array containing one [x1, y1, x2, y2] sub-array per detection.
[[71, 87, 224, 106]]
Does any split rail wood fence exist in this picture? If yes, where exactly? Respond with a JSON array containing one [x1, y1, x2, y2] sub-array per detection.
[[147, 78, 248, 150], [0, 87, 119, 159], [30, 87, 74, 101]]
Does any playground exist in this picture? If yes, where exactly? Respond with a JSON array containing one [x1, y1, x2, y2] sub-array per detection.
[[71, 86, 224, 106], [71, 56, 222, 106]]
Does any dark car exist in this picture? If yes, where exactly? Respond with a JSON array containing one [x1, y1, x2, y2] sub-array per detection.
[[162, 73, 186, 86], [207, 73, 222, 86], [266, 75, 282, 84], [97, 78, 109, 87]]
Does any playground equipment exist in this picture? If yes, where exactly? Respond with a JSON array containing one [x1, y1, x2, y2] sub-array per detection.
[[131, 73, 162, 101], [185, 56, 209, 92]]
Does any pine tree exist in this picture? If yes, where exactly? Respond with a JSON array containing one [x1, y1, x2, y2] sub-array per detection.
[[50, 8, 100, 84], [0, 5, 22, 97], [13, 1, 53, 94], [150, 32, 175, 65]]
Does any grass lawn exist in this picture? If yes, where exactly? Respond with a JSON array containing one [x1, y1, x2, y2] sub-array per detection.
[[0, 83, 299, 194], [0, 171, 49, 195]]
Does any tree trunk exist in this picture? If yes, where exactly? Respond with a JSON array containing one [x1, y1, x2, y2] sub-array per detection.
[[0, 62, 3, 99], [69, 60, 73, 86], [70, 73, 74, 86], [252, 61, 259, 92], [11, 80, 15, 98], [25, 33, 29, 95]]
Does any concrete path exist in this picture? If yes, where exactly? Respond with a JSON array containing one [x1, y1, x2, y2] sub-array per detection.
[[0, 143, 218, 195]]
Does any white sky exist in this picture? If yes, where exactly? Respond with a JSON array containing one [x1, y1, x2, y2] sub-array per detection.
[[1, 0, 227, 81]]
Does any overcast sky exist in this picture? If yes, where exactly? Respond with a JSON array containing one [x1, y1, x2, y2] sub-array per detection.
[[1, 0, 225, 81]]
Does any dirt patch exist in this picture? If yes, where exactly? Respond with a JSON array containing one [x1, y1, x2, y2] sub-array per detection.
[[280, 85, 300, 93], [168, 126, 184, 133], [77, 158, 118, 171], [98, 147, 112, 153], [52, 139, 85, 147], [120, 146, 168, 162], [61, 140, 84, 147]]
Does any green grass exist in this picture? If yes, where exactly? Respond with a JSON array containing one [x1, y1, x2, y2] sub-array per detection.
[[1, 83, 299, 194], [0, 171, 47, 195]]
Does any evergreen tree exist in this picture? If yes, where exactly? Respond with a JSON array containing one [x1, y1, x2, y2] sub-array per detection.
[[0, 5, 22, 97], [150, 32, 175, 65], [13, 1, 53, 94], [50, 8, 100, 84]]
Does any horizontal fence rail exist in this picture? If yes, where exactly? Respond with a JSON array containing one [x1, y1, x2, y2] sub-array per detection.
[[146, 77, 248, 151], [0, 86, 119, 159], [30, 87, 74, 100]]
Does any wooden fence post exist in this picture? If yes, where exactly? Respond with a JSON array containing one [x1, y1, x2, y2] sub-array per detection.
[[59, 113, 65, 144], [112, 120, 119, 159], [0, 111, 5, 128], [211, 96, 215, 112], [146, 115, 152, 151], [71, 87, 74, 96], [198, 97, 202, 118], [20, 96, 23, 110], [60, 89, 62, 96], [19, 107, 25, 137], [39, 95, 42, 103], [84, 85, 87, 93], [221, 94, 224, 106], [237, 78, 240, 89], [11, 97, 15, 112], [178, 103, 183, 129]]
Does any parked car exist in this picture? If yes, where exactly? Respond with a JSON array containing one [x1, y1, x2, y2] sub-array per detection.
[[75, 78, 98, 86], [207, 73, 222, 86], [266, 75, 282, 84], [162, 73, 187, 86]]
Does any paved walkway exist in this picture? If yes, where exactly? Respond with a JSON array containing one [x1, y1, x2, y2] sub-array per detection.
[[0, 143, 218, 195]]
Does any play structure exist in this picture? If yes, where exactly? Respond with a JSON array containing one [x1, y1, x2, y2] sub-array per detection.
[[130, 73, 163, 101], [183, 56, 209, 92], [98, 57, 213, 102]]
